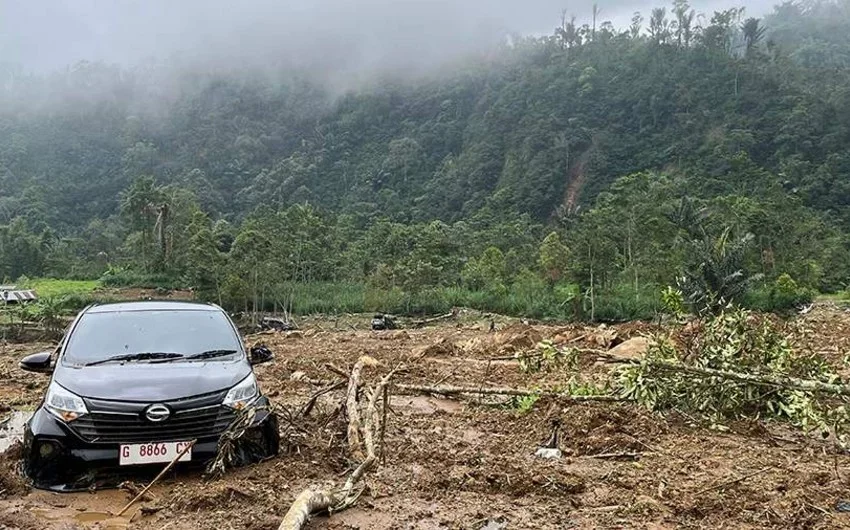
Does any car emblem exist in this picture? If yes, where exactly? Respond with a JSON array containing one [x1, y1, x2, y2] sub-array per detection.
[[144, 404, 171, 422]]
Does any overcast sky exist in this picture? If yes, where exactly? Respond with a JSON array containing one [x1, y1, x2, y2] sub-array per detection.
[[1, 0, 775, 75]]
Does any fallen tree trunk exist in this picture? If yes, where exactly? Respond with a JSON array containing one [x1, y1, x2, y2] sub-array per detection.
[[645, 360, 850, 396], [278, 363, 397, 530], [293, 359, 850, 409], [394, 383, 625, 402], [488, 347, 612, 362], [278, 488, 338, 530], [414, 309, 457, 328]]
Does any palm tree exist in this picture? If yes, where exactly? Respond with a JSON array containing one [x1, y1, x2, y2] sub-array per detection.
[[649, 8, 670, 45], [671, 0, 696, 47], [120, 176, 165, 272], [678, 228, 764, 315], [741, 18, 766, 57], [556, 13, 581, 52], [630, 12, 644, 39]]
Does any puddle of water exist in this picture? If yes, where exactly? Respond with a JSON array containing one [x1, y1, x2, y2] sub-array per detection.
[[0, 410, 32, 453], [30, 508, 61, 520], [75, 511, 129, 529], [31, 508, 129, 530], [75, 511, 115, 523], [392, 396, 464, 415]]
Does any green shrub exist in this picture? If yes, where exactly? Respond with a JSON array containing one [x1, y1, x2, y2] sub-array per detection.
[[744, 273, 814, 312], [591, 283, 661, 322], [618, 308, 846, 438]]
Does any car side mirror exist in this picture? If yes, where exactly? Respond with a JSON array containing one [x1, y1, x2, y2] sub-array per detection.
[[20, 351, 54, 374], [249, 345, 274, 365]]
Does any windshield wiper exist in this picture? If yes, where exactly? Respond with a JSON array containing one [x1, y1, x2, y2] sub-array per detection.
[[84, 352, 184, 367], [150, 349, 239, 363]]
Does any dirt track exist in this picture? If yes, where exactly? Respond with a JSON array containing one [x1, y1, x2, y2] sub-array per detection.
[[3, 306, 850, 529]]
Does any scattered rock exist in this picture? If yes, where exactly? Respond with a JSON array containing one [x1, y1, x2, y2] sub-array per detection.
[[607, 336, 651, 360], [552, 333, 573, 344], [480, 519, 508, 530], [260, 317, 297, 332], [535, 447, 562, 459]]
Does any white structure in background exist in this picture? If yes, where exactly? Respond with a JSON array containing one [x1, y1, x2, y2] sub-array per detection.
[[0, 285, 38, 304]]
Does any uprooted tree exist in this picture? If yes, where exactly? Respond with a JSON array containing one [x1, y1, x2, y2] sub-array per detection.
[[278, 356, 396, 530], [508, 307, 850, 445], [616, 309, 850, 443]]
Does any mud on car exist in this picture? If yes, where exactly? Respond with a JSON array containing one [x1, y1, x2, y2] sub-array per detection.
[[18, 301, 279, 491]]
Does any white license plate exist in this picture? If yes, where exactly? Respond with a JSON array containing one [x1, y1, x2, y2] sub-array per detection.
[[119, 441, 193, 466]]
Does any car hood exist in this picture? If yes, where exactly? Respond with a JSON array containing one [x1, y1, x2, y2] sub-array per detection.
[[53, 360, 252, 401]]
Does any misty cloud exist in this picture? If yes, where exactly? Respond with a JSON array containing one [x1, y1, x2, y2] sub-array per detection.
[[2, 0, 776, 78]]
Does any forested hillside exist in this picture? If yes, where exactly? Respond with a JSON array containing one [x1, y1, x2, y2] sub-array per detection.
[[2, 0, 849, 319]]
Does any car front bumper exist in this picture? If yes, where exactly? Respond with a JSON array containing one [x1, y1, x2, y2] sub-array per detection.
[[22, 396, 278, 491]]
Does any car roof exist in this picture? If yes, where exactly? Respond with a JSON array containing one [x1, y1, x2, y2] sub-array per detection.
[[85, 300, 221, 314]]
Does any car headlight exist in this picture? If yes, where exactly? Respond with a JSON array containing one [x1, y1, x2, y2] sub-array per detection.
[[222, 373, 259, 410], [44, 381, 88, 422]]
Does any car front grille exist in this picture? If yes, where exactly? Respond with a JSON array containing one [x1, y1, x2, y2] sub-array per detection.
[[70, 390, 237, 444]]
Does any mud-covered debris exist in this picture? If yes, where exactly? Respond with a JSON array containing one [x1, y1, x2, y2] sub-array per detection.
[[412, 337, 457, 358], [0, 440, 27, 498], [118, 481, 152, 502], [371, 314, 397, 330], [7, 306, 850, 529], [591, 325, 619, 348], [377, 330, 410, 341], [536, 419, 562, 459], [461, 324, 543, 356], [261, 317, 297, 332]]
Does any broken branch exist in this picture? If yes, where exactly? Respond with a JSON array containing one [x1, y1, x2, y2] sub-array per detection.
[[645, 360, 850, 397], [345, 356, 378, 461], [582, 451, 645, 460], [301, 381, 346, 417], [116, 440, 196, 517]]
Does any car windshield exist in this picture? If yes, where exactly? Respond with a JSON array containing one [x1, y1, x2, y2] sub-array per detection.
[[63, 309, 242, 366]]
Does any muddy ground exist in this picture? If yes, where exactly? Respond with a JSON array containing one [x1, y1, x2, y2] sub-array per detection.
[[3, 305, 850, 529]]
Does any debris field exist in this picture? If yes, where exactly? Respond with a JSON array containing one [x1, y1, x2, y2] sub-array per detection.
[[2, 306, 850, 529]]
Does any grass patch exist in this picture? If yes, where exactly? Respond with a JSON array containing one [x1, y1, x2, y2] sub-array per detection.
[[100, 270, 186, 290], [18, 278, 100, 298], [223, 281, 659, 321], [817, 292, 850, 302]]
